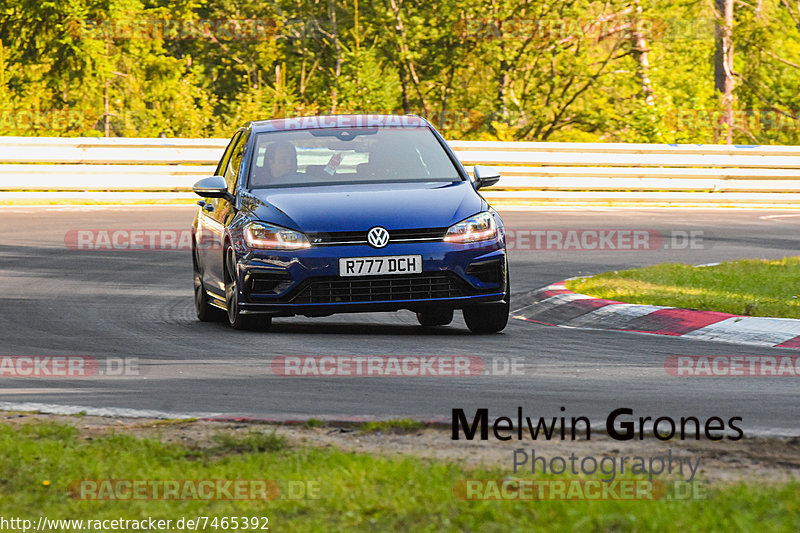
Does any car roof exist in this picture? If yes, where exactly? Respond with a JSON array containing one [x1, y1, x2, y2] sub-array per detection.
[[247, 114, 430, 133]]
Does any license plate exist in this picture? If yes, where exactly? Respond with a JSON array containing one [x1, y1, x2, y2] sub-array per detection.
[[339, 255, 423, 277]]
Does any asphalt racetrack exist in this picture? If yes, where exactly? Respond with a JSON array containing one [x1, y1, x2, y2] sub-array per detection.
[[1, 206, 798, 436]]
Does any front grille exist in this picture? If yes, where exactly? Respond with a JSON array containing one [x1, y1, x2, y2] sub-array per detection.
[[307, 227, 447, 246], [307, 231, 365, 245], [288, 273, 468, 304], [388, 228, 448, 240]]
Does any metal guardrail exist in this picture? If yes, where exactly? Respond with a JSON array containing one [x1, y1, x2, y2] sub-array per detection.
[[1, 137, 799, 204]]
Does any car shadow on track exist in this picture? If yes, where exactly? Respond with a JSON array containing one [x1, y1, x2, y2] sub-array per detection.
[[191, 319, 504, 337], [268, 323, 480, 336]]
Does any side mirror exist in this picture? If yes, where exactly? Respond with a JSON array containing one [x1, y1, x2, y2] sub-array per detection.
[[192, 176, 232, 201], [473, 165, 501, 189]]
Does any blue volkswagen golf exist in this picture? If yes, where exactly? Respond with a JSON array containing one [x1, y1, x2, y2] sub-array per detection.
[[191, 115, 509, 333]]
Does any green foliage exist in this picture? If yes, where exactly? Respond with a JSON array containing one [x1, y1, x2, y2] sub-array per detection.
[[0, 0, 798, 142], [335, 46, 400, 113]]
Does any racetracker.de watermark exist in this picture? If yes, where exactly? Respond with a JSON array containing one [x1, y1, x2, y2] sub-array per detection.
[[262, 114, 426, 131], [665, 355, 800, 377], [456, 17, 716, 42], [64, 229, 708, 252], [0, 356, 138, 377], [67, 479, 319, 500], [504, 229, 706, 251], [65, 230, 195, 251], [0, 108, 86, 132], [453, 478, 707, 501], [666, 108, 800, 133], [271, 356, 525, 377], [69, 19, 279, 41]]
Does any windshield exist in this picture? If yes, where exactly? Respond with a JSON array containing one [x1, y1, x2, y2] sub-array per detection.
[[247, 126, 462, 188]]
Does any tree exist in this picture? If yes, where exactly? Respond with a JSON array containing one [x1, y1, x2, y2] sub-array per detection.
[[714, 0, 734, 143]]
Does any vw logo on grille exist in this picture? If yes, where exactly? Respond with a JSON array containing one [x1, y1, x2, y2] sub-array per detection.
[[367, 226, 390, 248]]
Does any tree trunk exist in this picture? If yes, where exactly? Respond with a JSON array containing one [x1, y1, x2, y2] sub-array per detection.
[[399, 66, 411, 114], [497, 55, 509, 119], [104, 41, 110, 137], [0, 39, 5, 92], [104, 81, 110, 137], [714, 0, 734, 144], [328, 0, 341, 114], [631, 0, 655, 105]]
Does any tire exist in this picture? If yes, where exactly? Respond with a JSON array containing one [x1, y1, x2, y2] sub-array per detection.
[[463, 300, 509, 334], [463, 271, 510, 334], [224, 247, 272, 331], [416, 308, 454, 327], [193, 244, 225, 322]]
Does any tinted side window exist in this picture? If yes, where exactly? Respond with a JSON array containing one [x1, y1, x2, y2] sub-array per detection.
[[224, 131, 249, 192]]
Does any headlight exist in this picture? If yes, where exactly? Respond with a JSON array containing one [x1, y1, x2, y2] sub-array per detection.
[[244, 222, 311, 250], [444, 212, 497, 243]]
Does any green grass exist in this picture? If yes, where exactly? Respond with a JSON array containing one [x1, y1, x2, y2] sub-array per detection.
[[302, 418, 324, 429], [566, 256, 800, 319], [210, 430, 288, 454], [360, 418, 427, 434], [1, 421, 798, 531]]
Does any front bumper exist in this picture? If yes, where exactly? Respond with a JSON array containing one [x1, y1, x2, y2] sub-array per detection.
[[232, 239, 507, 316]]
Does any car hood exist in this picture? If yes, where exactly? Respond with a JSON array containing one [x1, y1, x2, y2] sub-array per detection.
[[242, 181, 484, 232]]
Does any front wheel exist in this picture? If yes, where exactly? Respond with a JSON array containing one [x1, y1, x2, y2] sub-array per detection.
[[463, 300, 509, 334], [463, 271, 510, 334], [224, 247, 271, 331]]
